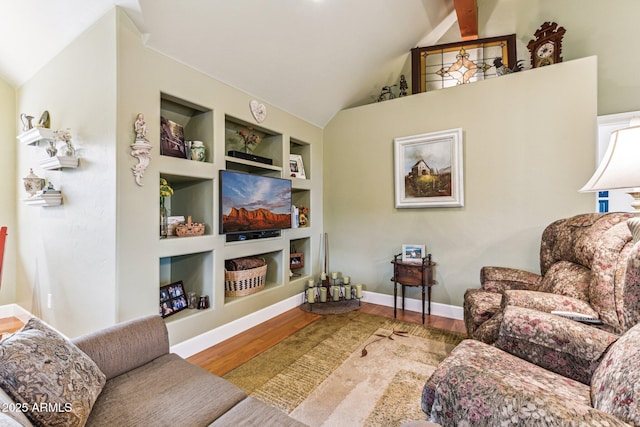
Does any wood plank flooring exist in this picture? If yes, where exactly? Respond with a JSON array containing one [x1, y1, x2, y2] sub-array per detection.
[[188, 302, 466, 376], [0, 317, 23, 335]]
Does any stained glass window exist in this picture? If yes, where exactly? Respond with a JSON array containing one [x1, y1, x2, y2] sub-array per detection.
[[411, 35, 517, 93]]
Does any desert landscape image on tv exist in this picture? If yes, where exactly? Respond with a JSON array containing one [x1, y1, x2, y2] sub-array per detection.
[[220, 171, 292, 233]]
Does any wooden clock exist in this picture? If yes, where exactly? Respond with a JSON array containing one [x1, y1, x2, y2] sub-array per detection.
[[527, 22, 566, 68]]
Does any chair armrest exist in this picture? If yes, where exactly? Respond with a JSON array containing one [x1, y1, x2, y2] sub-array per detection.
[[480, 266, 542, 292], [495, 306, 618, 384], [429, 364, 627, 426], [72, 315, 169, 380]]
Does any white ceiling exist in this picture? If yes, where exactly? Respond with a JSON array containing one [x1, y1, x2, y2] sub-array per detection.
[[1, 0, 458, 127]]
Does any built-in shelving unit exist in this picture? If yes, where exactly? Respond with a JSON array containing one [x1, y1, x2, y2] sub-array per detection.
[[153, 91, 319, 336], [158, 94, 216, 322]]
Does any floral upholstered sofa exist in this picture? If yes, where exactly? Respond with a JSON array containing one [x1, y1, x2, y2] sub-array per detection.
[[422, 305, 640, 425], [464, 212, 639, 344]]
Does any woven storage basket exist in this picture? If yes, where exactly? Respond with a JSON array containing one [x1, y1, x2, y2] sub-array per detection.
[[225, 264, 267, 297]]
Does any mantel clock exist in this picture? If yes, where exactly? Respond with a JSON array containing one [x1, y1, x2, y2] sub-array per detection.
[[527, 22, 566, 68]]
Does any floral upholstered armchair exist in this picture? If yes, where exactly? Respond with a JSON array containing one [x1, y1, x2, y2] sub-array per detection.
[[422, 305, 640, 426], [464, 213, 638, 343]]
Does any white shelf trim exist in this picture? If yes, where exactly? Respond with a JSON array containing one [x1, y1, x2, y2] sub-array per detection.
[[17, 127, 55, 146], [40, 155, 79, 170]]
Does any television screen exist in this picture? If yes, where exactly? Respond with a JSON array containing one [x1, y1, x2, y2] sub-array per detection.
[[220, 170, 292, 234]]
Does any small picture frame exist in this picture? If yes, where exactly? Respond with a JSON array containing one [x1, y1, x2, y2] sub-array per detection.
[[159, 280, 188, 318], [290, 252, 305, 269], [402, 244, 425, 263], [160, 116, 188, 159], [289, 154, 306, 179]]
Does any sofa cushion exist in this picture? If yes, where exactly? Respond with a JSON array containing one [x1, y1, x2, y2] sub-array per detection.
[[0, 318, 106, 427], [209, 396, 307, 426], [538, 261, 591, 302], [422, 339, 591, 416], [502, 289, 599, 318], [591, 322, 640, 424], [495, 306, 618, 384], [86, 353, 247, 427]]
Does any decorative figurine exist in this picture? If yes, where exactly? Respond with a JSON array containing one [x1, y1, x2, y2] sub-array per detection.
[[377, 85, 397, 102], [399, 75, 408, 97], [37, 110, 50, 128], [46, 140, 57, 157], [493, 57, 524, 76], [131, 113, 152, 186], [134, 113, 148, 142]]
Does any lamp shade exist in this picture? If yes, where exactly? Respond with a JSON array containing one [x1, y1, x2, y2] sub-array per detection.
[[580, 125, 640, 193]]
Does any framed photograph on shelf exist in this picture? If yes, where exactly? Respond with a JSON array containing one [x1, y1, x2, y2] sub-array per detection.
[[402, 244, 425, 263], [159, 280, 188, 318], [289, 154, 306, 179], [160, 116, 187, 159], [394, 128, 464, 208]]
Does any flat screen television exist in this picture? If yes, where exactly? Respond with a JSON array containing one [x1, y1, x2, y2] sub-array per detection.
[[219, 170, 292, 237]]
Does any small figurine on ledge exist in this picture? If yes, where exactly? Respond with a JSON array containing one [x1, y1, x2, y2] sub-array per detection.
[[134, 113, 148, 142]]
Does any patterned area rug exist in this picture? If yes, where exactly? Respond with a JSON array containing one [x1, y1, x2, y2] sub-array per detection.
[[223, 310, 464, 426]]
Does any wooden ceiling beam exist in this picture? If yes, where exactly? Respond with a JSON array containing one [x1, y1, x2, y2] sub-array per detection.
[[453, 0, 478, 40]]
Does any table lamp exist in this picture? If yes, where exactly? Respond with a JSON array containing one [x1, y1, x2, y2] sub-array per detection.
[[580, 119, 640, 242]]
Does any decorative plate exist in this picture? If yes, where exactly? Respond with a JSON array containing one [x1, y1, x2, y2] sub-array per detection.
[[250, 100, 267, 123]]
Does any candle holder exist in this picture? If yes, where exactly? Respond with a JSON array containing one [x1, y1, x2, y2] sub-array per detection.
[[302, 273, 362, 311]]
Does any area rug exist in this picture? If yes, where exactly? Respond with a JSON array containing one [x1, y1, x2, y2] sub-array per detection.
[[223, 310, 464, 426]]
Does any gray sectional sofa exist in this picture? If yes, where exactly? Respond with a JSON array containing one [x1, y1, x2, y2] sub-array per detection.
[[0, 314, 305, 426]]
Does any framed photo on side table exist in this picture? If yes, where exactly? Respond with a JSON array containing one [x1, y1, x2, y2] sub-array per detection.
[[159, 280, 188, 318], [289, 154, 306, 179], [402, 244, 425, 263]]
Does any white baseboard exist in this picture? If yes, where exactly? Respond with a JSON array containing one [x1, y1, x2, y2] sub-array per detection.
[[0, 304, 34, 323], [361, 291, 463, 320], [171, 291, 462, 358]]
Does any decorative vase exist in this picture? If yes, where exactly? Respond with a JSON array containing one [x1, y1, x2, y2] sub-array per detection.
[[160, 197, 169, 238], [46, 140, 57, 157], [23, 169, 45, 196], [190, 141, 206, 161]]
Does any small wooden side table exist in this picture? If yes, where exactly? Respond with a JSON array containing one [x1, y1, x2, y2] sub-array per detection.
[[391, 254, 436, 324]]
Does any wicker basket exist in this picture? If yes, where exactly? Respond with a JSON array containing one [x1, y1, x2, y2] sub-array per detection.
[[225, 264, 267, 297], [175, 216, 205, 237]]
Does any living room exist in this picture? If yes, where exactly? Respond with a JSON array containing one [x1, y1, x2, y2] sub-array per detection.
[[2, 0, 640, 425], [1, 0, 640, 394], [1, 0, 639, 345]]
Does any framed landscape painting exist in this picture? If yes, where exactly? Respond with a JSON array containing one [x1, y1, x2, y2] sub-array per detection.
[[394, 128, 464, 208]]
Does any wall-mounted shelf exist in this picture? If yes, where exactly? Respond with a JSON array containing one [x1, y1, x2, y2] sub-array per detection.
[[40, 155, 79, 170], [17, 127, 55, 146], [24, 192, 63, 207]]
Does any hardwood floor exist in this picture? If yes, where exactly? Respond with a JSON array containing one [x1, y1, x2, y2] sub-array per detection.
[[187, 302, 466, 376], [0, 316, 24, 339]]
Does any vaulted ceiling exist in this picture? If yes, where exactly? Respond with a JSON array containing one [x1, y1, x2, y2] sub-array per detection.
[[1, 0, 475, 127]]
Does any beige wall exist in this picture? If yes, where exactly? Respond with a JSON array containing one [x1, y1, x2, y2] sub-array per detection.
[[323, 57, 597, 306], [479, 0, 640, 117], [0, 78, 16, 304], [15, 11, 118, 336]]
